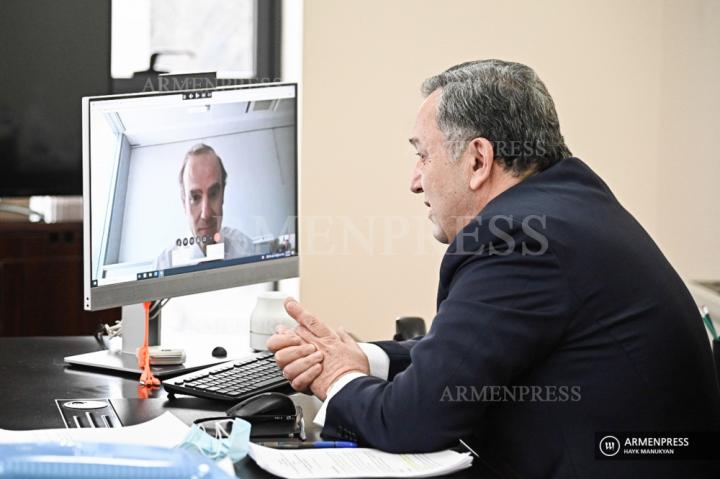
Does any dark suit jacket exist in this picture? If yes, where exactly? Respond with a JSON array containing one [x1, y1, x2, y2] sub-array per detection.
[[323, 158, 720, 478]]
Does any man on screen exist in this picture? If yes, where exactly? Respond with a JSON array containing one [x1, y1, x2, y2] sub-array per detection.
[[155, 143, 256, 270]]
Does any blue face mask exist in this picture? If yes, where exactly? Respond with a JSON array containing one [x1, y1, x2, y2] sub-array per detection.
[[178, 418, 251, 463]]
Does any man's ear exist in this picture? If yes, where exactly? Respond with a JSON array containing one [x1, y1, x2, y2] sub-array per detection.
[[467, 137, 494, 191]]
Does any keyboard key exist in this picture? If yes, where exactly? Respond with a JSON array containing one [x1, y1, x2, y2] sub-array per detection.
[[165, 354, 288, 401], [252, 378, 286, 389]]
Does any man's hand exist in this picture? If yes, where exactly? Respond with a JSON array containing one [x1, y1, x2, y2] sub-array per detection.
[[284, 298, 370, 400], [267, 325, 323, 393]]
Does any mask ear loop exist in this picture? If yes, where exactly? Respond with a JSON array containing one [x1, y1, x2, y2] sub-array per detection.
[[199, 424, 223, 460], [191, 417, 236, 460], [179, 424, 218, 459], [187, 417, 252, 463], [193, 417, 233, 436], [184, 418, 224, 460], [213, 419, 234, 439]]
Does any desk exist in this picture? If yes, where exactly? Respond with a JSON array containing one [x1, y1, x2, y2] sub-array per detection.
[[0, 337, 486, 478]]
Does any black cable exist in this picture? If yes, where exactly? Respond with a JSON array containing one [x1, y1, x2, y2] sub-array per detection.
[[95, 299, 170, 348], [94, 324, 106, 347]]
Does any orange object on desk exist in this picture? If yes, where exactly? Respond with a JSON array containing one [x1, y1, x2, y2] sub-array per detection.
[[137, 301, 160, 388]]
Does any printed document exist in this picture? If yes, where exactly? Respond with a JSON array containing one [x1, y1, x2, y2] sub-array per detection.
[[248, 443, 473, 478]]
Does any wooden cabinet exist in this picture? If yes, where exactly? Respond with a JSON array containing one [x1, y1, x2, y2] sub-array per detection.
[[0, 222, 119, 336]]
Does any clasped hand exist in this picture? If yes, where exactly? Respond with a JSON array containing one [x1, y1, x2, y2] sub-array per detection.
[[266, 298, 369, 400]]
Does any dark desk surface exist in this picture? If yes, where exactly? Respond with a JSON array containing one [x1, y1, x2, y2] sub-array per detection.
[[0, 337, 486, 478]]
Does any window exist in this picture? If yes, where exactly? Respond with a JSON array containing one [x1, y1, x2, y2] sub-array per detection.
[[111, 0, 280, 82]]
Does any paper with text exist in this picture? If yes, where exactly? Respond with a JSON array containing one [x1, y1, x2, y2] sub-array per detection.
[[248, 443, 473, 478]]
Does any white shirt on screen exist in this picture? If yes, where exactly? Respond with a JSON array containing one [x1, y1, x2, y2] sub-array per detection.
[[154, 226, 258, 270]]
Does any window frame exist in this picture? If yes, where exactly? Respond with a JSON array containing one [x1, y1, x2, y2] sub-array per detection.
[[111, 0, 282, 91]]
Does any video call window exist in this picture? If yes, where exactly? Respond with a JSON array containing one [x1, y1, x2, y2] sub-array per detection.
[[88, 85, 297, 286]]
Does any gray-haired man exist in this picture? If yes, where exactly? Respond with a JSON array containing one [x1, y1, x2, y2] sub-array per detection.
[[155, 143, 256, 270], [268, 60, 720, 478]]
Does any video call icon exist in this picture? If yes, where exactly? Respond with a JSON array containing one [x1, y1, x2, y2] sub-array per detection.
[[176, 236, 207, 248], [174, 235, 212, 249]]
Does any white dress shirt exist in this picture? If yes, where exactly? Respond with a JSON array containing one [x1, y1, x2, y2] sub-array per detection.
[[154, 226, 257, 270]]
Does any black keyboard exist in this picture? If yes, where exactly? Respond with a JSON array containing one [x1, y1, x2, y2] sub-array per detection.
[[163, 352, 289, 402]]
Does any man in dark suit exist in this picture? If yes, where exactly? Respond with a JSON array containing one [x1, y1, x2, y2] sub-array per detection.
[[268, 60, 720, 478]]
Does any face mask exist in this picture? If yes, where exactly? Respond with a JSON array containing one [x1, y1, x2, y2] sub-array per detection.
[[178, 418, 251, 463]]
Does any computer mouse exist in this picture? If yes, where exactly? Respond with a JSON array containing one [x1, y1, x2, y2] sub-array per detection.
[[226, 392, 295, 418], [211, 346, 227, 358]]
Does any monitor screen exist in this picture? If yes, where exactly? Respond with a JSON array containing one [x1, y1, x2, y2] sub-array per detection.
[[83, 84, 298, 310]]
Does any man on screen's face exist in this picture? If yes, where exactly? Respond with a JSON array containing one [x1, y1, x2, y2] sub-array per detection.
[[179, 144, 227, 254]]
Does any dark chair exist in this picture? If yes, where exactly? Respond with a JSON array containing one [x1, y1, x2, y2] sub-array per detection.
[[393, 317, 427, 341]]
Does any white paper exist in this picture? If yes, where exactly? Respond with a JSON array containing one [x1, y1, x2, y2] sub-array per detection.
[[0, 412, 190, 449], [248, 444, 473, 479]]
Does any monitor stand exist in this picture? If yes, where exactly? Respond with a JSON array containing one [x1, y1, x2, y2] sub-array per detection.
[[64, 303, 229, 379]]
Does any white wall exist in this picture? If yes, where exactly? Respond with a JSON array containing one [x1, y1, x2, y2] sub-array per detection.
[[657, 0, 720, 280]]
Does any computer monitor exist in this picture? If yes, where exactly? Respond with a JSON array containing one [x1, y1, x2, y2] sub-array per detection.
[[67, 83, 298, 375]]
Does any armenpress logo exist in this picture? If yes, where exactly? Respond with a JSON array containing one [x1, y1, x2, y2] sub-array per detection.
[[599, 435, 621, 457]]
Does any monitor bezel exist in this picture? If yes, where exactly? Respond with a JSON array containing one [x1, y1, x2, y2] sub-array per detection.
[[82, 83, 299, 311]]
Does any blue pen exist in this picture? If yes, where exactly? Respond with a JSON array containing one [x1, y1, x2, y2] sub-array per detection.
[[256, 441, 358, 449]]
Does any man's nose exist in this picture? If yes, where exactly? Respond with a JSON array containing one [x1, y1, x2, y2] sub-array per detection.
[[409, 162, 423, 194], [200, 197, 212, 219]]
